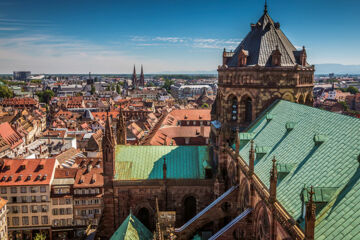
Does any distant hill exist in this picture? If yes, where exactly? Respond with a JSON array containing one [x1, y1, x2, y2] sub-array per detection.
[[314, 64, 360, 74]]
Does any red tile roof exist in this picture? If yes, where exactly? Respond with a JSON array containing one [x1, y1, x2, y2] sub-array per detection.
[[54, 168, 77, 179], [73, 158, 103, 188], [0, 122, 23, 149], [0, 97, 38, 107], [0, 158, 57, 186]]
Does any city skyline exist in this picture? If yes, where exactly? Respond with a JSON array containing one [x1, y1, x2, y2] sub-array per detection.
[[0, 0, 360, 74]]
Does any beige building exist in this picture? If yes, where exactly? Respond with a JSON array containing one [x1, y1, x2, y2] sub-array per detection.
[[72, 158, 103, 237], [0, 158, 57, 240], [0, 197, 8, 240], [51, 168, 77, 240]]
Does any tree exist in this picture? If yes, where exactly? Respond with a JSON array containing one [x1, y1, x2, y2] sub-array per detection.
[[162, 79, 174, 93], [33, 233, 46, 240], [116, 84, 121, 94], [90, 84, 96, 95], [0, 85, 14, 98], [36, 90, 55, 103], [347, 86, 359, 94]]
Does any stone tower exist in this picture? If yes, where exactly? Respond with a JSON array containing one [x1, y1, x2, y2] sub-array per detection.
[[213, 4, 314, 136], [116, 107, 127, 145], [132, 65, 137, 88], [97, 112, 116, 239], [140, 65, 145, 87]]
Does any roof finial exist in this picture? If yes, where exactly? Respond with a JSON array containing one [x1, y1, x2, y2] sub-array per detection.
[[264, 0, 268, 13]]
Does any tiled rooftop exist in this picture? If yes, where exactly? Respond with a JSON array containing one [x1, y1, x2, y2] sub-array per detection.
[[237, 100, 360, 239], [114, 146, 210, 180], [0, 158, 57, 186]]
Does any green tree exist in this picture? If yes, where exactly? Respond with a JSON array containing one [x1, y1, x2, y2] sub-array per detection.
[[33, 233, 46, 240], [36, 90, 55, 103], [110, 83, 115, 91], [339, 101, 349, 112], [347, 86, 359, 94], [30, 79, 42, 84], [90, 84, 96, 95], [0, 85, 14, 98], [146, 81, 155, 87], [162, 79, 174, 92], [116, 84, 121, 94]]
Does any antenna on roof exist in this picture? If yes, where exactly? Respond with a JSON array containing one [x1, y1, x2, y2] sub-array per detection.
[[264, 0, 268, 13]]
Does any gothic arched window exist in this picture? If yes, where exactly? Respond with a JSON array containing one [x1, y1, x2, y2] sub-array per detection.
[[231, 97, 238, 122], [137, 207, 151, 230]]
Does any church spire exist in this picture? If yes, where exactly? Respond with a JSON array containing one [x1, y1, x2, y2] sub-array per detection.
[[116, 106, 127, 145], [140, 64, 145, 87], [103, 111, 115, 149], [132, 65, 137, 88]]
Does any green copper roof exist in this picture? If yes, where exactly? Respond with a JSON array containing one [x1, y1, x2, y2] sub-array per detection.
[[114, 146, 210, 180], [110, 213, 153, 240], [237, 100, 360, 240]]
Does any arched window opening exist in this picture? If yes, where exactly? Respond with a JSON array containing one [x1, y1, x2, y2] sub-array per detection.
[[298, 95, 305, 104], [184, 196, 197, 222], [137, 207, 151, 230], [241, 97, 253, 123], [230, 97, 238, 122]]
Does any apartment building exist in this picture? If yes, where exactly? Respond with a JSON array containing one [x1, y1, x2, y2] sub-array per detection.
[[0, 158, 57, 240], [51, 168, 77, 240], [0, 197, 8, 240], [72, 158, 103, 237]]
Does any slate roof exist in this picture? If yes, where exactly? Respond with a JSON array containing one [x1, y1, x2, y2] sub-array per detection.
[[236, 100, 360, 239], [227, 9, 307, 67], [110, 213, 153, 240], [114, 146, 210, 180]]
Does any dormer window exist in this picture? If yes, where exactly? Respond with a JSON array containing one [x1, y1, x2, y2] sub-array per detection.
[[271, 46, 282, 66], [238, 48, 249, 67]]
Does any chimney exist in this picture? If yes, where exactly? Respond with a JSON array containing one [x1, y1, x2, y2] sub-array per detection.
[[200, 124, 205, 137]]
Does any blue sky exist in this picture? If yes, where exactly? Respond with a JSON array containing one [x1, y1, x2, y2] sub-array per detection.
[[0, 0, 359, 73]]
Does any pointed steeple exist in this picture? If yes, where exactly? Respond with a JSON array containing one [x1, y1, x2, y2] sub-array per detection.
[[132, 65, 137, 88], [103, 111, 115, 149], [102, 110, 115, 179], [249, 140, 255, 176], [264, 0, 268, 13], [305, 186, 316, 240], [269, 156, 278, 203], [140, 65, 145, 87], [116, 106, 127, 145]]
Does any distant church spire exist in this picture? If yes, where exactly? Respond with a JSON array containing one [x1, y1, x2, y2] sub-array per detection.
[[132, 65, 137, 88], [140, 64, 145, 87], [116, 106, 127, 145]]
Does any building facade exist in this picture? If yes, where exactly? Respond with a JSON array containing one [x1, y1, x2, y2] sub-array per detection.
[[0, 197, 8, 240], [0, 159, 57, 240]]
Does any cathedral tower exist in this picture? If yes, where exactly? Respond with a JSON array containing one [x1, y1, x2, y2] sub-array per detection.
[[140, 65, 145, 87], [213, 4, 314, 136], [116, 107, 127, 145], [132, 65, 138, 88]]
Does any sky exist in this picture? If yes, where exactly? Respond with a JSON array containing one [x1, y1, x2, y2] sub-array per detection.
[[0, 0, 359, 74]]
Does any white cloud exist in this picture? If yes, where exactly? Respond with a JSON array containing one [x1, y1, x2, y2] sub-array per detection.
[[0, 27, 21, 31], [132, 36, 241, 50], [0, 34, 219, 73]]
